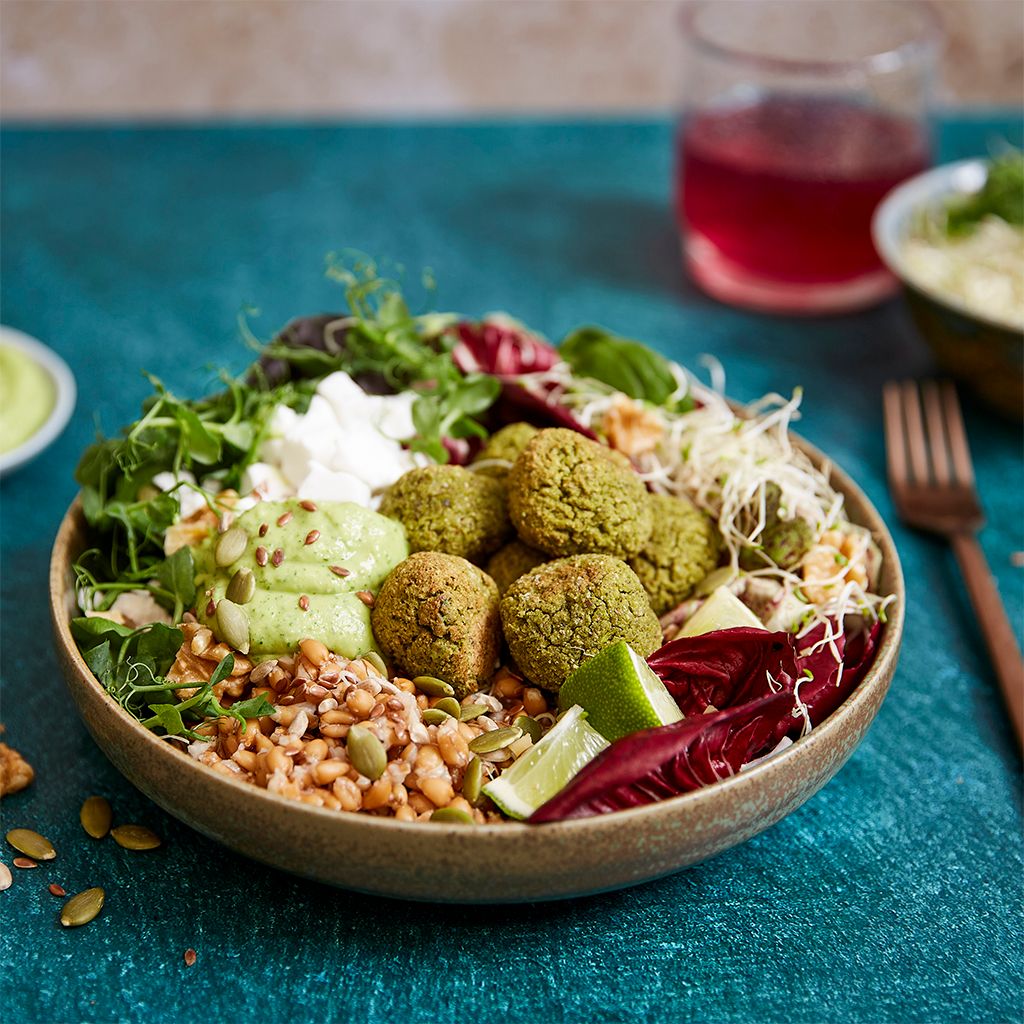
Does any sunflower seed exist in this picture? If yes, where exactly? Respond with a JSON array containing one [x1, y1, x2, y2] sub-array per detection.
[[226, 568, 256, 605], [80, 796, 113, 839], [61, 887, 105, 927], [430, 807, 474, 825], [421, 709, 451, 726], [111, 825, 162, 851], [413, 676, 455, 698], [513, 715, 543, 744], [214, 526, 248, 567], [460, 704, 489, 722], [6, 829, 56, 861], [216, 599, 250, 654], [468, 727, 522, 755], [462, 756, 483, 805], [346, 726, 387, 781], [0, 863, 11, 891]]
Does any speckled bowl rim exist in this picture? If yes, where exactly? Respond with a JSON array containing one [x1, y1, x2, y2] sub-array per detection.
[[50, 433, 904, 859]]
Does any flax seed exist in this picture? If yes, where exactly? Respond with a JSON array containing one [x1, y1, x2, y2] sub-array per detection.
[[258, 522, 269, 537], [48, 883, 66, 897], [304, 530, 320, 546], [277, 511, 293, 527], [184, 948, 197, 967], [328, 565, 351, 578], [356, 590, 374, 608], [272, 549, 284, 567], [299, 499, 318, 512], [298, 595, 310, 611]]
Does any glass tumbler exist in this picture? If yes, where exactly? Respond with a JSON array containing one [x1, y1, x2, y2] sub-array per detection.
[[676, 0, 940, 314]]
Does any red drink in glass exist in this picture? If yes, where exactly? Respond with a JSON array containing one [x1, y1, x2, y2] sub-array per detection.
[[679, 96, 930, 290], [677, 1, 938, 313]]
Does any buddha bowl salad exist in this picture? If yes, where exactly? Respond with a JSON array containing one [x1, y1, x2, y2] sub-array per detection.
[[71, 261, 894, 825]]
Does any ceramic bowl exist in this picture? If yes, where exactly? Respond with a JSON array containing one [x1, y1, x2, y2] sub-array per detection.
[[872, 159, 1024, 420], [0, 325, 77, 476], [51, 438, 904, 903]]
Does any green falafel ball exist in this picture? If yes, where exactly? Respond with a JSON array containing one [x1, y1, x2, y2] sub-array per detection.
[[507, 428, 653, 559], [471, 423, 538, 480], [629, 493, 721, 615], [500, 554, 662, 691], [486, 540, 548, 594], [739, 483, 815, 571], [371, 552, 501, 699], [379, 465, 511, 562]]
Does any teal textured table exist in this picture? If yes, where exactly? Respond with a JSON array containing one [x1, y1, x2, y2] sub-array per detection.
[[2, 116, 1022, 1024]]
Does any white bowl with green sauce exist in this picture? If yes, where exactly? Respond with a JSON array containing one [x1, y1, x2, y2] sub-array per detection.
[[0, 326, 76, 475]]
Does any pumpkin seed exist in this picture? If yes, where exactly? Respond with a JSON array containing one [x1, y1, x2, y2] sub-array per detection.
[[430, 807, 474, 825], [459, 704, 489, 722], [421, 709, 451, 726], [111, 825, 162, 851], [468, 726, 522, 755], [434, 697, 462, 719], [215, 526, 249, 567], [5, 829, 55, 861], [462, 756, 483, 805], [61, 887, 105, 927], [0, 863, 11, 891], [513, 715, 542, 743], [226, 568, 256, 605], [413, 676, 455, 698], [80, 796, 112, 839], [362, 651, 388, 678], [216, 599, 250, 654], [346, 726, 387, 781]]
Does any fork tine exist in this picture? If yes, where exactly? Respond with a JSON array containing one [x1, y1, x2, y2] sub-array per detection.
[[901, 380, 930, 484], [921, 380, 951, 486], [941, 381, 975, 487], [883, 381, 908, 486]]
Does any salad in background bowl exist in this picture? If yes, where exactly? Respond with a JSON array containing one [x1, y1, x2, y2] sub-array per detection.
[[50, 258, 904, 900], [873, 152, 1024, 419]]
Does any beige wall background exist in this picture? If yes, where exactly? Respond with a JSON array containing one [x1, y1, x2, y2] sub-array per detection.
[[1, 0, 1022, 119]]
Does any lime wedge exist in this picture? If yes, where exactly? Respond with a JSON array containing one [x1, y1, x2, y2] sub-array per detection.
[[482, 705, 609, 820], [557, 640, 683, 742], [680, 585, 764, 637]]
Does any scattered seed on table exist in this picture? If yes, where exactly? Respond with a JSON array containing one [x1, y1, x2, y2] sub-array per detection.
[[277, 511, 293, 527], [184, 948, 197, 967], [6, 829, 56, 860], [356, 590, 374, 608], [304, 529, 320, 545], [299, 499, 318, 512], [328, 565, 351, 578], [111, 825, 162, 851], [13, 857, 37, 869], [61, 887, 105, 928], [48, 883, 66, 897], [80, 796, 113, 839], [0, 863, 11, 891], [255, 546, 269, 567]]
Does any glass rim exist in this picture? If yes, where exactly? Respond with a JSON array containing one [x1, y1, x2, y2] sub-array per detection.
[[680, 0, 942, 76]]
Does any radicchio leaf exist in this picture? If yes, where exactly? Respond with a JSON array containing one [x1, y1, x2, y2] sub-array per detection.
[[452, 318, 559, 378], [530, 692, 797, 822], [491, 380, 598, 439], [646, 627, 796, 715]]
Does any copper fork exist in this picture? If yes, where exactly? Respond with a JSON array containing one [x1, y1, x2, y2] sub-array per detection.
[[883, 379, 1024, 753]]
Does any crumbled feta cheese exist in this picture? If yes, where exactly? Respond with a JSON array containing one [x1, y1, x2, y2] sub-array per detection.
[[152, 470, 208, 519]]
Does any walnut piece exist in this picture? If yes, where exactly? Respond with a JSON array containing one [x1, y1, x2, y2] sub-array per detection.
[[0, 742, 34, 798], [601, 396, 665, 458]]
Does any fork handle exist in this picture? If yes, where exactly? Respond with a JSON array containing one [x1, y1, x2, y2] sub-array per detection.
[[950, 532, 1024, 754]]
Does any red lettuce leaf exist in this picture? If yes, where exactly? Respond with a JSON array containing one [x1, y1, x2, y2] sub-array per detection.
[[491, 380, 598, 439], [452, 319, 559, 378], [530, 692, 797, 822], [647, 627, 796, 715]]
